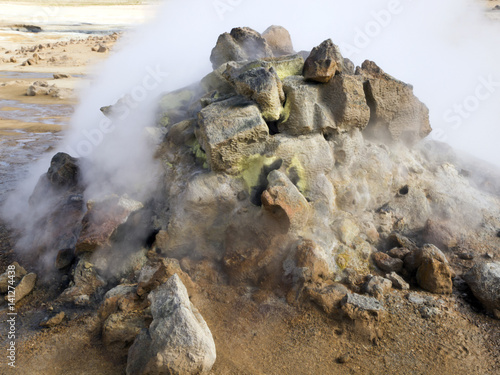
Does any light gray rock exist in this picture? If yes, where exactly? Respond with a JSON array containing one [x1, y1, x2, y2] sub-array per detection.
[[196, 95, 269, 173], [126, 274, 216, 375], [356, 60, 431, 144], [464, 262, 500, 318], [341, 292, 385, 321], [210, 27, 273, 70], [223, 63, 285, 121], [279, 75, 335, 136]]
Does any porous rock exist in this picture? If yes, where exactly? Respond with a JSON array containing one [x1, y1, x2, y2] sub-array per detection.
[[357, 60, 431, 144], [303, 39, 343, 83], [210, 27, 273, 70], [196, 95, 269, 173], [126, 274, 216, 375], [261, 170, 310, 231], [464, 262, 500, 318]]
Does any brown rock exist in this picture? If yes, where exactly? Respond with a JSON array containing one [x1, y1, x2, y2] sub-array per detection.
[[307, 283, 348, 314], [416, 258, 453, 294], [372, 252, 403, 273], [261, 170, 310, 231], [387, 247, 411, 260], [40, 311, 65, 327], [262, 25, 294, 56], [6, 273, 36, 303], [295, 239, 331, 283], [357, 60, 431, 144], [76, 195, 143, 254], [405, 244, 449, 274], [303, 39, 344, 83]]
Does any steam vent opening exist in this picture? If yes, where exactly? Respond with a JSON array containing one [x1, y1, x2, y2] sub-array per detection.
[[3, 10, 500, 375], [399, 185, 409, 196]]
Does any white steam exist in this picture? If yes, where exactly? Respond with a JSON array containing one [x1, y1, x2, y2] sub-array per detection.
[[3, 0, 500, 225]]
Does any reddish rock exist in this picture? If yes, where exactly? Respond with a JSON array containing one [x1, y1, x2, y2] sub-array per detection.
[[372, 252, 403, 273], [76, 195, 143, 254], [261, 170, 310, 231]]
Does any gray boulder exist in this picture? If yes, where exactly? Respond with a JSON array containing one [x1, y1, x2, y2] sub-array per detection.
[[210, 27, 273, 70], [464, 262, 500, 318], [279, 76, 335, 136], [196, 96, 269, 173], [126, 274, 216, 375], [356, 60, 431, 144], [223, 64, 285, 122], [322, 74, 370, 133]]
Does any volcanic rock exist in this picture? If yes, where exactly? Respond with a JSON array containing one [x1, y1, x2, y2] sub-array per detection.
[[464, 262, 500, 318], [416, 259, 453, 294], [76, 195, 143, 254], [103, 313, 146, 351], [6, 273, 36, 303], [341, 292, 385, 320], [40, 311, 66, 327], [223, 63, 285, 121], [196, 95, 269, 173], [357, 60, 431, 144], [362, 275, 392, 299], [372, 252, 403, 273], [210, 27, 273, 70], [0, 262, 27, 294], [262, 25, 295, 56], [126, 274, 216, 375], [386, 272, 410, 290], [294, 239, 331, 283], [307, 283, 349, 315], [59, 259, 105, 303], [279, 75, 335, 135], [303, 39, 343, 83], [47, 152, 80, 187], [261, 170, 310, 231], [323, 74, 370, 133]]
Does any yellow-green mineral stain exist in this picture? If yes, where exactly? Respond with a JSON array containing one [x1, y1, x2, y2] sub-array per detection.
[[286, 155, 307, 193], [238, 154, 278, 194]]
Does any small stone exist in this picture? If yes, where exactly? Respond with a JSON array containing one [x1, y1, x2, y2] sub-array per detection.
[[341, 292, 385, 321], [337, 353, 352, 364], [6, 273, 37, 303], [407, 293, 426, 305], [363, 275, 392, 299], [40, 311, 65, 327], [372, 252, 403, 273], [386, 272, 410, 290], [387, 247, 411, 260]]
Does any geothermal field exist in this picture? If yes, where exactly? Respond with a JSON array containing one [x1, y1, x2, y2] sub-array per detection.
[[0, 0, 500, 374]]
